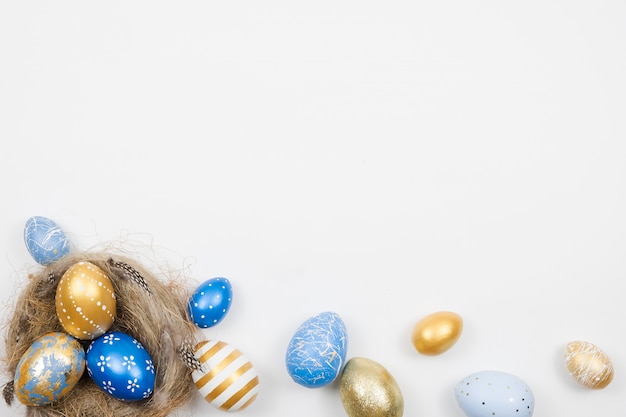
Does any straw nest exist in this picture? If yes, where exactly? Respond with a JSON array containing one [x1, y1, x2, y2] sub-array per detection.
[[2, 251, 199, 417]]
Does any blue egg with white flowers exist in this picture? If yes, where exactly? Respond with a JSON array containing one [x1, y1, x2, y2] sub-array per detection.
[[86, 332, 155, 402], [24, 216, 71, 265], [187, 277, 233, 328], [285, 311, 348, 388]]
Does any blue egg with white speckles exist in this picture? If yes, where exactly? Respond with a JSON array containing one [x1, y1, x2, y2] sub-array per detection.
[[86, 331, 155, 402], [285, 311, 348, 388], [455, 370, 535, 417], [187, 277, 233, 328], [24, 216, 71, 265]]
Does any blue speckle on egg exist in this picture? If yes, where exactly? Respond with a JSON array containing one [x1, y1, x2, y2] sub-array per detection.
[[455, 370, 535, 417], [24, 216, 71, 265], [285, 311, 348, 388], [187, 277, 233, 328], [86, 331, 156, 402]]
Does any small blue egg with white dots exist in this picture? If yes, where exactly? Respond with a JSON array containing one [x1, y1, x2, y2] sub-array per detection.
[[187, 277, 233, 328], [24, 216, 71, 265]]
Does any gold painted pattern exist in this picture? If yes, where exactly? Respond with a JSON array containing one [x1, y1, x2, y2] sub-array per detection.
[[565, 340, 614, 389], [192, 340, 259, 412]]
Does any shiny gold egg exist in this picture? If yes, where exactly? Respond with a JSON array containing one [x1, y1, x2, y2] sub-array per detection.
[[55, 261, 116, 340], [411, 311, 463, 355], [564, 340, 613, 389], [339, 357, 404, 417]]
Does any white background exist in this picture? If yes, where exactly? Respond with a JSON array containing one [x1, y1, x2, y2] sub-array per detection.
[[1, 1, 625, 416]]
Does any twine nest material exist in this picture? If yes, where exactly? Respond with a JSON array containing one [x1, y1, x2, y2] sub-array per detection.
[[2, 251, 199, 417]]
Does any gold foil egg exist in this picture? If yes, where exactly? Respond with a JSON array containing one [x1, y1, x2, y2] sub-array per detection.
[[14, 332, 85, 406], [339, 357, 404, 417], [564, 340, 613, 389], [411, 311, 463, 355], [55, 261, 117, 340]]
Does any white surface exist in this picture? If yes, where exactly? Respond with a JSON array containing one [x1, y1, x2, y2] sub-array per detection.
[[1, 1, 625, 416]]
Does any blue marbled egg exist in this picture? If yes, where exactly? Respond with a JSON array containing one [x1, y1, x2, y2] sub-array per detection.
[[455, 370, 535, 417], [14, 332, 85, 406], [86, 332, 155, 402], [187, 277, 233, 328], [24, 216, 71, 265], [285, 311, 348, 388]]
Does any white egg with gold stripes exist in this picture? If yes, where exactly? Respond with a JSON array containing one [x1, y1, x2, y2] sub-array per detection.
[[192, 339, 259, 412]]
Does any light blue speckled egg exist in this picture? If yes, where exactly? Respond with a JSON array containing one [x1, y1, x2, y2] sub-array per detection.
[[285, 311, 348, 388], [187, 277, 233, 328], [455, 370, 535, 417], [24, 216, 71, 265]]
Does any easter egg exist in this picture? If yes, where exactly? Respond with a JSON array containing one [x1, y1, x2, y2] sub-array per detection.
[[187, 277, 233, 328], [564, 340, 613, 389], [411, 311, 463, 355], [192, 339, 259, 412], [56, 261, 117, 340], [339, 357, 404, 417], [14, 332, 85, 406], [285, 311, 348, 388], [24, 216, 71, 265], [455, 370, 534, 417], [86, 331, 156, 402]]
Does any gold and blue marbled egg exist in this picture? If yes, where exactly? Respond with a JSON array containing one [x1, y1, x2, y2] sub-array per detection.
[[55, 261, 117, 340], [23, 216, 71, 265], [14, 332, 86, 406], [192, 339, 260, 411]]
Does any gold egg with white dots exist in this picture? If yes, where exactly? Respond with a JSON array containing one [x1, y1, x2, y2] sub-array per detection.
[[55, 261, 117, 340]]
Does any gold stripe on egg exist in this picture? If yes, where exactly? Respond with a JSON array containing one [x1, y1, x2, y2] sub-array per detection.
[[219, 374, 259, 411], [197, 340, 228, 365], [237, 391, 259, 411], [207, 361, 254, 403], [198, 350, 243, 399]]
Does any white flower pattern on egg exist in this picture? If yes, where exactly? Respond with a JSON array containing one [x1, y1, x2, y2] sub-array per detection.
[[86, 331, 155, 402], [102, 380, 116, 395]]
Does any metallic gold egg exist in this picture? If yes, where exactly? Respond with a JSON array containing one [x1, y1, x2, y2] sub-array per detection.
[[564, 340, 613, 389], [55, 261, 116, 340], [411, 311, 463, 355], [339, 357, 404, 417], [14, 332, 85, 406]]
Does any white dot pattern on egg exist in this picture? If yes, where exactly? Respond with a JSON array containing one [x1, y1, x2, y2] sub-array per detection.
[[455, 370, 534, 417], [192, 339, 259, 412], [56, 262, 117, 340]]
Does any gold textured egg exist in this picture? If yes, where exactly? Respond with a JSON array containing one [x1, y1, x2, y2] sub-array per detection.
[[564, 340, 613, 389], [411, 311, 463, 355], [339, 357, 404, 417], [55, 261, 116, 340]]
